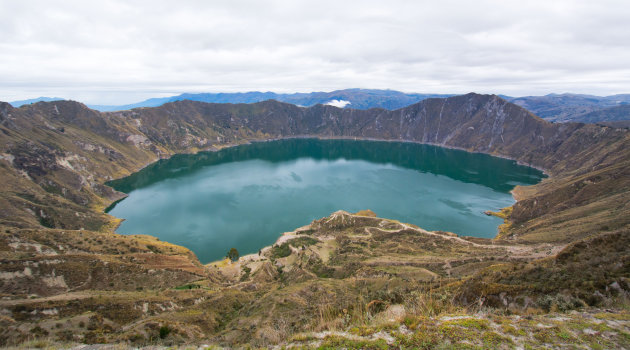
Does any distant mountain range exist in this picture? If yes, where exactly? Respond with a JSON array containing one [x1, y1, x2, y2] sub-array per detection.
[[85, 89, 454, 112], [9, 90, 630, 124], [508, 93, 630, 123], [9, 96, 64, 107]]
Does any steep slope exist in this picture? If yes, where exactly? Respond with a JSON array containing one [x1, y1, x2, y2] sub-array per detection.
[[0, 101, 166, 230], [120, 93, 620, 172]]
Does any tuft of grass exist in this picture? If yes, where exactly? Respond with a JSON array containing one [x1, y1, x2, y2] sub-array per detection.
[[404, 289, 461, 318], [394, 326, 440, 349], [438, 324, 478, 343], [442, 317, 490, 330], [501, 323, 526, 337], [482, 331, 513, 347], [594, 312, 630, 320], [318, 335, 389, 350]]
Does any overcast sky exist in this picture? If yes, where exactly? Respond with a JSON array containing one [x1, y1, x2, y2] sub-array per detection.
[[1, 0, 629, 104]]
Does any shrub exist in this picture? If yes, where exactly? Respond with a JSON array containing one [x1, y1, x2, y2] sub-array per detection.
[[29, 325, 49, 337], [146, 245, 160, 254], [240, 266, 252, 281], [56, 330, 74, 342], [270, 243, 291, 259], [159, 325, 171, 339]]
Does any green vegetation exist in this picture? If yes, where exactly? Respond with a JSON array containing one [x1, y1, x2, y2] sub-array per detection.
[[240, 265, 251, 281], [174, 283, 201, 290], [227, 247, 239, 262], [270, 242, 292, 259], [288, 236, 320, 247], [158, 325, 171, 339], [268, 237, 321, 260], [318, 336, 388, 350]]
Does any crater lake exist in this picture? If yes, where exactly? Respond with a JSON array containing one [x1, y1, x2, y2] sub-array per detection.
[[106, 139, 544, 263]]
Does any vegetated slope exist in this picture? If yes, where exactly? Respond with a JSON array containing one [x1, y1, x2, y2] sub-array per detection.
[[2, 209, 628, 347], [576, 104, 630, 123], [600, 119, 630, 128], [0, 100, 222, 310], [0, 94, 628, 347], [89, 89, 452, 111], [508, 93, 630, 122]]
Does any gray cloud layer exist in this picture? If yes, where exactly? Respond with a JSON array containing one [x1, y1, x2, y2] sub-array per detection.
[[1, 0, 629, 104]]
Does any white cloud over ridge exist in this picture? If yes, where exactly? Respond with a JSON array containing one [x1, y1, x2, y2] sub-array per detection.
[[324, 100, 351, 108], [0, 0, 629, 104]]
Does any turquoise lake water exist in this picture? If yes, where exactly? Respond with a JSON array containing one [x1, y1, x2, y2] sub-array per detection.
[[106, 139, 544, 263]]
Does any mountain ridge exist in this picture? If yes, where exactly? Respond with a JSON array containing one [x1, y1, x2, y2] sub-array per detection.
[[12, 89, 630, 125]]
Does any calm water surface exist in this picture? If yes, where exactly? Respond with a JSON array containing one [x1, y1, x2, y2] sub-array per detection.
[[107, 139, 544, 263]]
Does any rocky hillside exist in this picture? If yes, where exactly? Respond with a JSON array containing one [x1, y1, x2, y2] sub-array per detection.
[[0, 93, 628, 347]]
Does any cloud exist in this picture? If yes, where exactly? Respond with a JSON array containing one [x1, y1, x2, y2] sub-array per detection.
[[324, 100, 351, 108], [0, 0, 629, 104]]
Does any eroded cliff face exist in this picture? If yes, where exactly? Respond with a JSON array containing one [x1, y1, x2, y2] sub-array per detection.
[[0, 94, 628, 347]]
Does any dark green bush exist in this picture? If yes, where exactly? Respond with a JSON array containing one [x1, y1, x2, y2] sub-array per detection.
[[159, 325, 171, 339]]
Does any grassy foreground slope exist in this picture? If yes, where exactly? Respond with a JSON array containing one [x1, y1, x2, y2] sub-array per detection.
[[1, 210, 628, 348], [0, 93, 628, 347]]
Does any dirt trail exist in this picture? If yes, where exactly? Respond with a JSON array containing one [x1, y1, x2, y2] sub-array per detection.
[[0, 291, 93, 306], [370, 220, 565, 260]]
